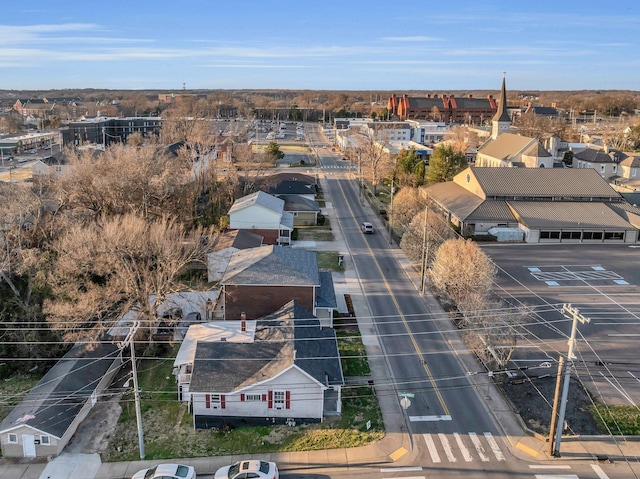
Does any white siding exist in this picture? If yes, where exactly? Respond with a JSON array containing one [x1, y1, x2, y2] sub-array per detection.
[[192, 366, 324, 420], [230, 205, 281, 230]]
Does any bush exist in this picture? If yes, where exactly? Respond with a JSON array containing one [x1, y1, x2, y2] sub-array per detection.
[[317, 214, 326, 226]]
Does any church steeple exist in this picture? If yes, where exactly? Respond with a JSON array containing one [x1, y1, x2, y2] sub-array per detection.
[[491, 74, 511, 139]]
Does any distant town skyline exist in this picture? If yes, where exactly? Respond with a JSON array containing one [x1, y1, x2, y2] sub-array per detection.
[[1, 1, 639, 91]]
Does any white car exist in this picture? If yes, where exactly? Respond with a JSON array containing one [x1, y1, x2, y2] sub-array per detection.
[[215, 460, 278, 479], [131, 463, 196, 479]]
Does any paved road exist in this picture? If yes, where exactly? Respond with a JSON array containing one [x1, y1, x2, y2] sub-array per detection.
[[308, 125, 629, 479], [315, 144, 515, 473]]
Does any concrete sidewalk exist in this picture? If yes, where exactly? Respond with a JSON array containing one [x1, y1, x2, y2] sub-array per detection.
[[3, 172, 639, 479]]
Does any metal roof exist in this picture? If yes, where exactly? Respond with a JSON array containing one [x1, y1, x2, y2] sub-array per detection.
[[422, 181, 483, 221], [507, 201, 634, 229], [461, 167, 623, 199]]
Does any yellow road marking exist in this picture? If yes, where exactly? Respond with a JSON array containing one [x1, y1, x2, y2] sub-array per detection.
[[515, 441, 540, 458], [334, 178, 450, 416], [390, 447, 409, 461]]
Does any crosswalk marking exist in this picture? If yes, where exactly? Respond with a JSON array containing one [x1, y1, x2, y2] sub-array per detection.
[[453, 433, 473, 462], [422, 432, 505, 464], [380, 467, 422, 472], [409, 414, 452, 422], [591, 464, 610, 479], [468, 432, 490, 462], [484, 432, 505, 461], [529, 465, 571, 469], [438, 433, 457, 462], [423, 434, 441, 463]]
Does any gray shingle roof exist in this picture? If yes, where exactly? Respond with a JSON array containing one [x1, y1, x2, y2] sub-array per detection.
[[222, 245, 319, 286], [461, 167, 623, 199], [189, 301, 343, 393], [281, 195, 320, 213], [228, 191, 284, 215], [316, 271, 337, 309], [266, 181, 317, 196], [574, 147, 626, 163], [214, 230, 263, 251], [477, 133, 544, 161], [0, 341, 120, 438]]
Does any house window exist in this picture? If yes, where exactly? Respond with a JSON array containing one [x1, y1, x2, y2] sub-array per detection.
[[210, 394, 221, 409], [613, 165, 617, 174], [633, 168, 637, 178], [600, 165, 605, 173], [273, 391, 286, 409], [245, 394, 261, 401], [40, 435, 50, 445], [7, 433, 17, 443]]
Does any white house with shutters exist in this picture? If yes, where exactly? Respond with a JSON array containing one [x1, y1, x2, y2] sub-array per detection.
[[173, 301, 343, 429]]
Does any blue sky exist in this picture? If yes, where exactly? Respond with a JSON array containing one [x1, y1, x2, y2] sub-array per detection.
[[1, 1, 639, 91]]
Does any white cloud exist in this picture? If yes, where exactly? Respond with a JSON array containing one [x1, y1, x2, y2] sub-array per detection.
[[381, 36, 441, 42]]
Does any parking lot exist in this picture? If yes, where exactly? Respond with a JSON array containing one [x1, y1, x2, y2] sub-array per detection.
[[482, 243, 640, 405]]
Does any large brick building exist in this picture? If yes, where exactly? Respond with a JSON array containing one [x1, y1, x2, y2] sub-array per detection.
[[388, 93, 499, 123]]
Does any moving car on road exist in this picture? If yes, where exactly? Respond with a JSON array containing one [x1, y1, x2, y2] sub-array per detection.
[[361, 222, 374, 234]]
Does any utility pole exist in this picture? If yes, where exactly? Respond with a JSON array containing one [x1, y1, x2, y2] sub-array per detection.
[[124, 320, 145, 459], [420, 205, 429, 295], [388, 174, 395, 245], [358, 152, 363, 205], [550, 304, 590, 457]]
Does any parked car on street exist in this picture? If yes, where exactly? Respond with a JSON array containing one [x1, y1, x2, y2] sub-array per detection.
[[215, 460, 278, 479], [131, 463, 195, 479]]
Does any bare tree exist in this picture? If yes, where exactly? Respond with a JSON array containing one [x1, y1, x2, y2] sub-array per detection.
[[354, 125, 394, 195], [56, 144, 195, 223], [45, 214, 217, 342], [456, 294, 528, 370], [390, 187, 422, 235], [429, 238, 496, 306], [514, 113, 569, 142], [399, 204, 455, 267], [0, 183, 43, 310]]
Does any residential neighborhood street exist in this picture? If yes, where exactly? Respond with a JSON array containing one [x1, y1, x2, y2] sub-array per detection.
[[3, 128, 640, 479]]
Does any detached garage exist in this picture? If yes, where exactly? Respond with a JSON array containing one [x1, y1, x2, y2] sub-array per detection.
[[0, 341, 122, 458]]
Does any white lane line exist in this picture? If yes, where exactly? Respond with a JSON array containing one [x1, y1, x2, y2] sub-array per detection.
[[453, 433, 473, 462], [529, 465, 572, 469], [591, 464, 610, 479], [382, 477, 424, 479], [423, 434, 441, 463], [468, 432, 489, 462], [438, 433, 457, 462], [534, 475, 578, 479], [409, 415, 452, 422], [379, 467, 423, 472], [483, 432, 505, 461]]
